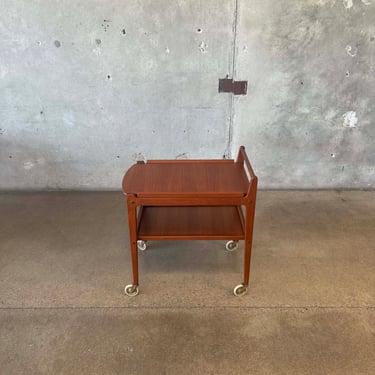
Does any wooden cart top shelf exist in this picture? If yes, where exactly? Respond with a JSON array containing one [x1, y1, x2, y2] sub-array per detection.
[[122, 146, 256, 198]]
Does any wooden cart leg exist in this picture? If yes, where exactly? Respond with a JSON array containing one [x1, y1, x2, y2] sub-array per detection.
[[124, 195, 139, 297], [245, 178, 258, 277], [243, 244, 251, 287], [234, 201, 256, 297], [234, 176, 257, 296]]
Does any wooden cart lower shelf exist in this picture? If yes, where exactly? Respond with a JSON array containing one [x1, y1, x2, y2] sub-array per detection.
[[122, 146, 258, 297], [138, 206, 245, 240]]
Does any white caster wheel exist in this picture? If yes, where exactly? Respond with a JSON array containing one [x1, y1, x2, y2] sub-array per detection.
[[225, 240, 239, 252], [137, 240, 147, 251], [233, 284, 248, 297], [124, 284, 139, 297]]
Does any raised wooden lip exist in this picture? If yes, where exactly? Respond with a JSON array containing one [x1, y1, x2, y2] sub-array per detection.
[[122, 146, 257, 198], [122, 159, 237, 193]]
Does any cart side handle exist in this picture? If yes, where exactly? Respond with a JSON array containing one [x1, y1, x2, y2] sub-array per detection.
[[236, 146, 256, 179], [236, 146, 258, 201]]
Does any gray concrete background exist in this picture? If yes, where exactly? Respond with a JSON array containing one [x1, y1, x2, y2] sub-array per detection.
[[234, 0, 375, 188], [0, 0, 374, 190]]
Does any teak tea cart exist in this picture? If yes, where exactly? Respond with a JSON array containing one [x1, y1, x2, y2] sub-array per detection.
[[122, 146, 257, 297]]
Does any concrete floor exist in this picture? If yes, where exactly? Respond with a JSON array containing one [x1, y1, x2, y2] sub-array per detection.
[[0, 191, 374, 374]]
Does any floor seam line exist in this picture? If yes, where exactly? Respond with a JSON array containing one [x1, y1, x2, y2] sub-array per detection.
[[0, 305, 374, 310]]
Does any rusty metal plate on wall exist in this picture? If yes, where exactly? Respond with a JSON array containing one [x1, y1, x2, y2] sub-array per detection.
[[218, 78, 247, 95]]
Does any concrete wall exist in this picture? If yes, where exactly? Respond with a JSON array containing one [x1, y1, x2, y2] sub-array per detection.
[[233, 0, 375, 189], [0, 0, 374, 190]]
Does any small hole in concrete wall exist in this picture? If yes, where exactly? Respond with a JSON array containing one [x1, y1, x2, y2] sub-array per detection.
[[198, 41, 208, 52], [122, 29, 126, 35], [197, 28, 202, 33], [300, 81, 304, 85], [96, 39, 101, 45], [331, 153, 335, 158], [107, 74, 112, 80], [102, 21, 110, 32], [152, 130, 155, 134], [370, 36, 375, 42], [116, 155, 120, 158], [54, 40, 61, 48], [345, 71, 350, 77], [40, 111, 43, 115], [9, 155, 12, 159]]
